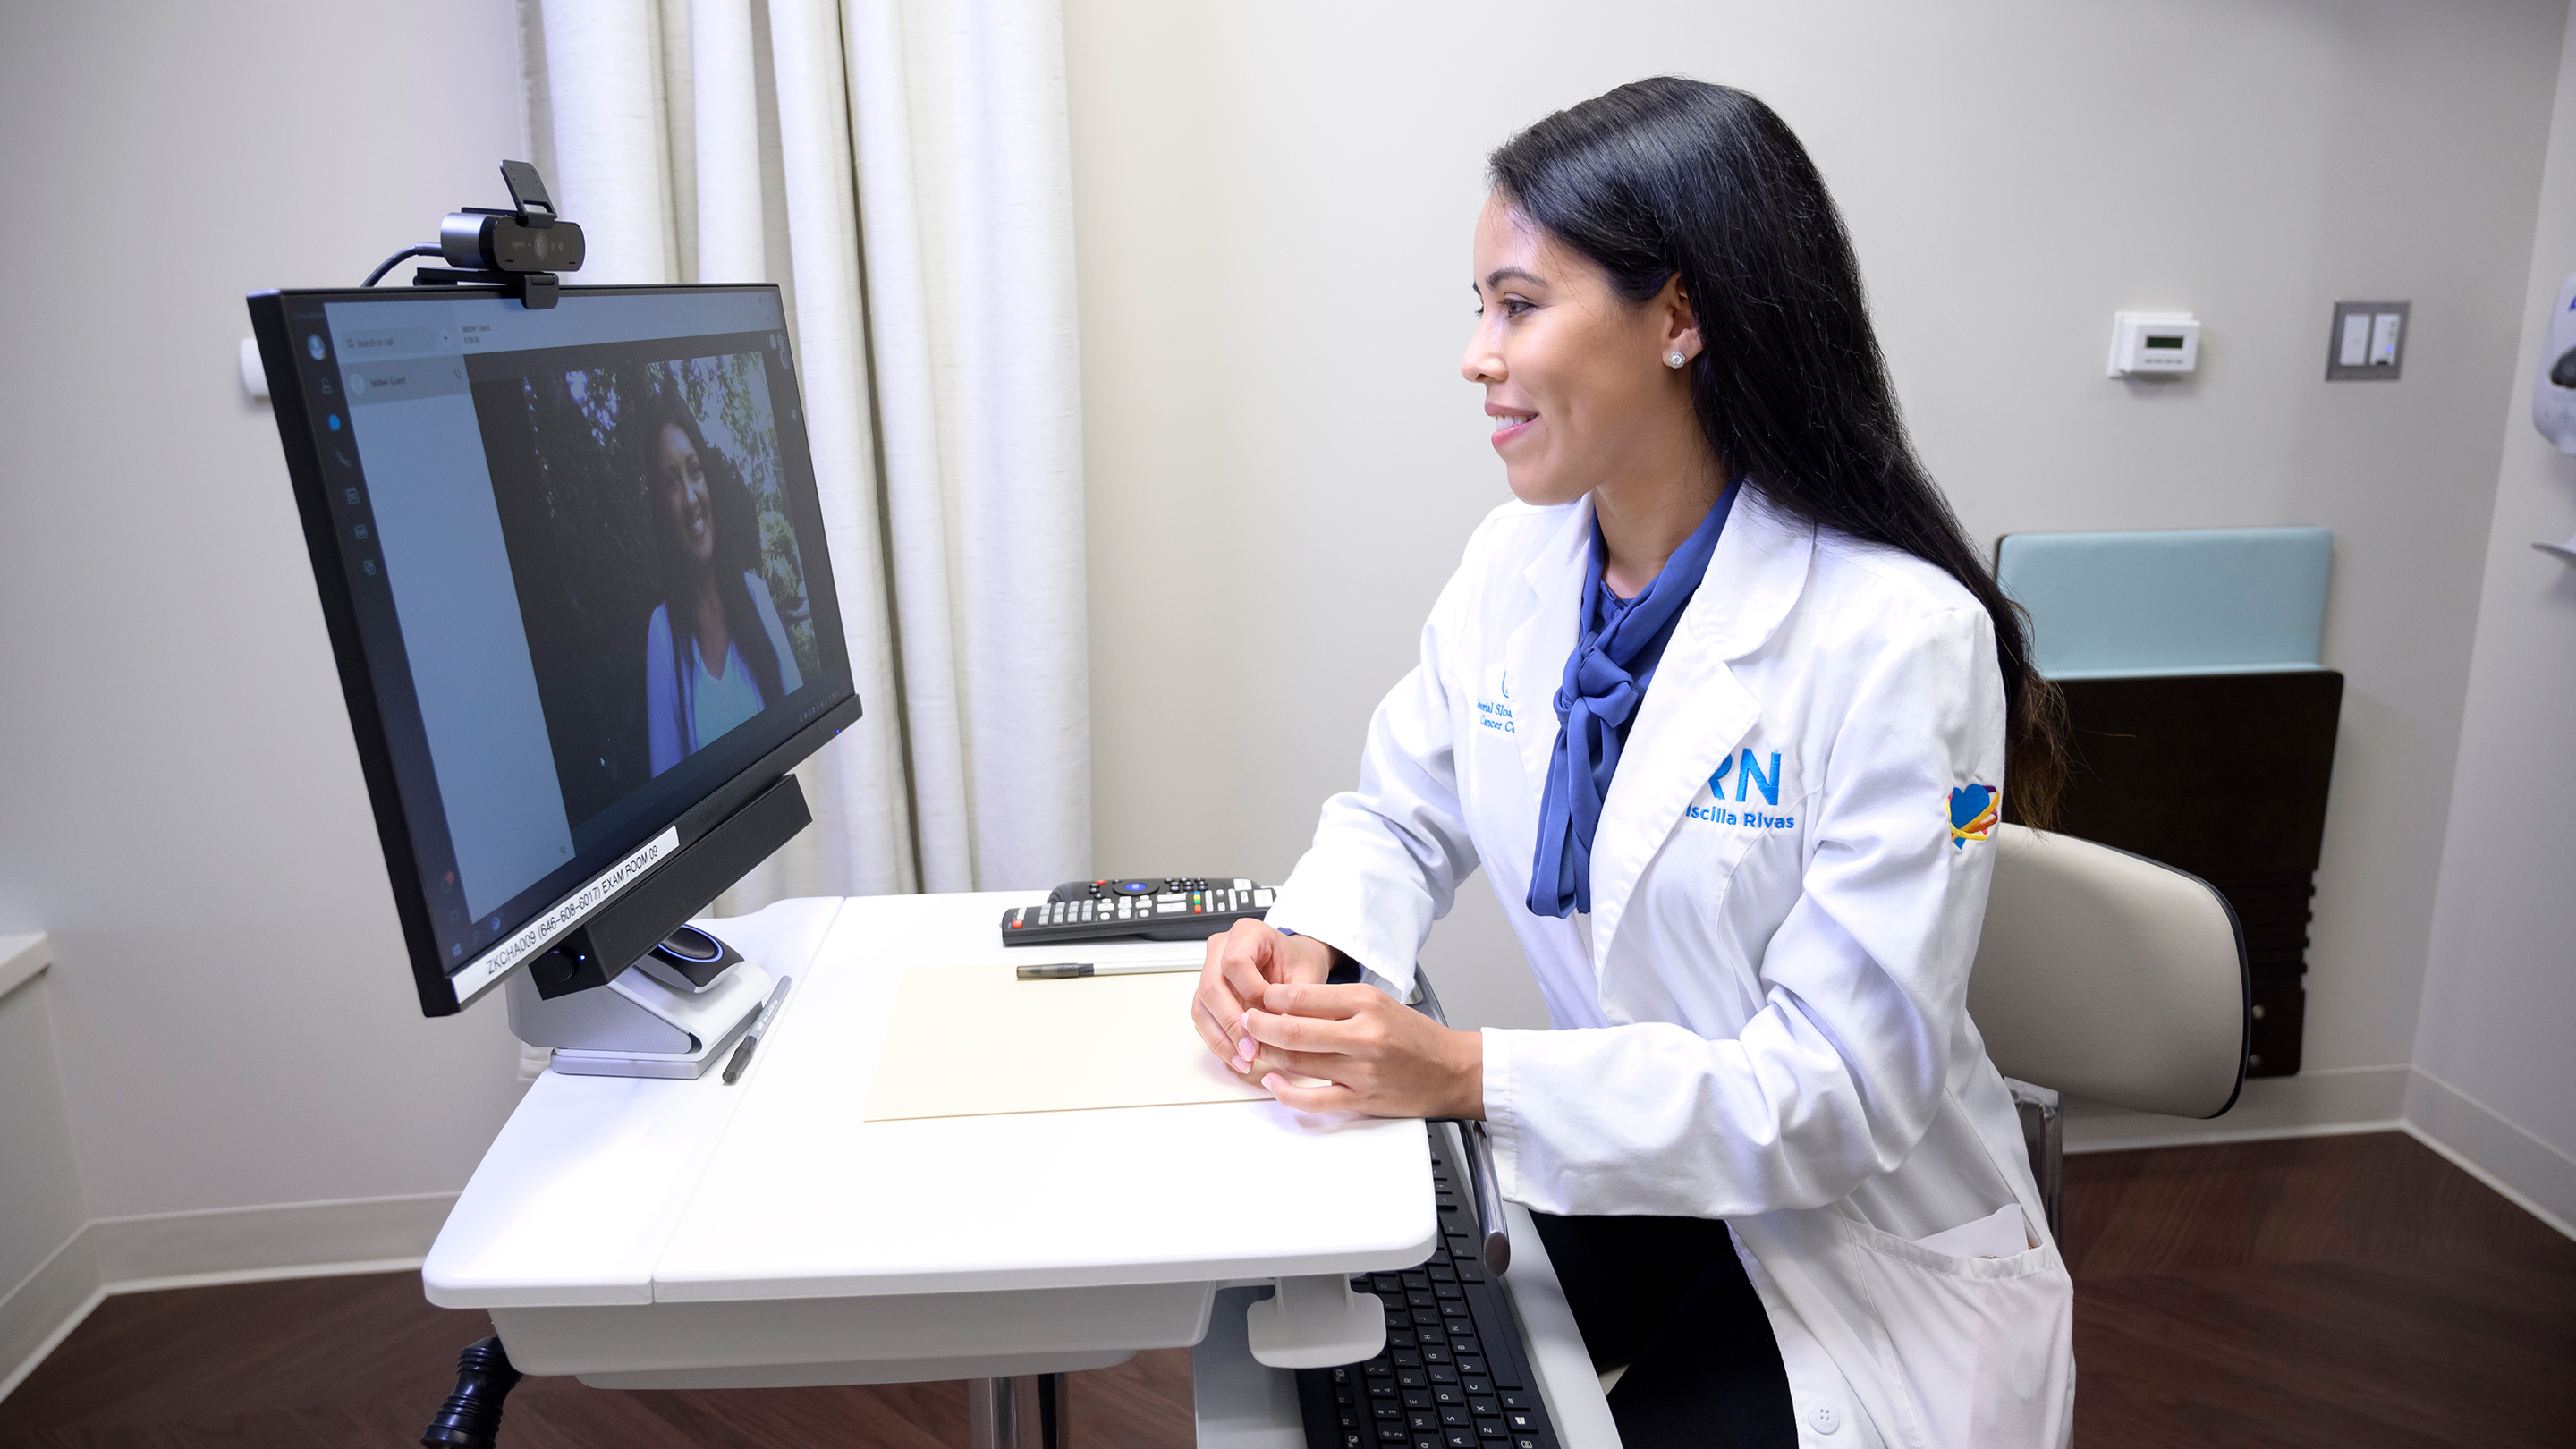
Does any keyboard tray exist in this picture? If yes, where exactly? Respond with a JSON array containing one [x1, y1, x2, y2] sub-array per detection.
[[1293, 1123, 1564, 1449]]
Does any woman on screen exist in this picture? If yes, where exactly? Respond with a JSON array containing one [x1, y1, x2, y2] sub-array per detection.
[[642, 386, 802, 775]]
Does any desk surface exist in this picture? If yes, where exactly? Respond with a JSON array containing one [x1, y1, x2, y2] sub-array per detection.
[[425, 893, 1436, 1311]]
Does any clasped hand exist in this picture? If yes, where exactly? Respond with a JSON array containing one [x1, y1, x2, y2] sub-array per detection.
[[1190, 919, 1484, 1120]]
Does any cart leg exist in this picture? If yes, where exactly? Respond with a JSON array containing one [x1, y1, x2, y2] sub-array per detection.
[[968, 1373, 1070, 1449], [419, 1336, 522, 1448], [1040, 1371, 1070, 1448]]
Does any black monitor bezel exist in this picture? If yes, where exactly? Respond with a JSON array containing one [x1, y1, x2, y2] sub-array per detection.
[[248, 281, 863, 1018]]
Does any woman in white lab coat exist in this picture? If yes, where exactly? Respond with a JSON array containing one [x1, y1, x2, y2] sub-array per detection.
[[1192, 79, 2077, 1448]]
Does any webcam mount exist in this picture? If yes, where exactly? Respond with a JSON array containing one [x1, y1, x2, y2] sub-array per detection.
[[361, 159, 586, 309]]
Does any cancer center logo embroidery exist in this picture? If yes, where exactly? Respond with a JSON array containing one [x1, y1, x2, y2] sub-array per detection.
[[1950, 784, 2000, 849]]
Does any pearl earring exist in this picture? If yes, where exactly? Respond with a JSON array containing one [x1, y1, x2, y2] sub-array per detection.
[[1666, 352, 1688, 369]]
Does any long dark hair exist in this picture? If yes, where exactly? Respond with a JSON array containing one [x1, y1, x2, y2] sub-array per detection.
[[1488, 78, 2068, 825], [644, 383, 788, 710]]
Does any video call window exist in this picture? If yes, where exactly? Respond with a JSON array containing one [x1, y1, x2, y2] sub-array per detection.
[[288, 287, 851, 990], [477, 336, 820, 835]]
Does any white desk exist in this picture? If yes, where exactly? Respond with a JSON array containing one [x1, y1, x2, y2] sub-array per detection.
[[424, 893, 1615, 1445]]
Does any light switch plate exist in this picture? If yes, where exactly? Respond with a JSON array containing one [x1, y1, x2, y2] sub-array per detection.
[[2326, 300, 2409, 381]]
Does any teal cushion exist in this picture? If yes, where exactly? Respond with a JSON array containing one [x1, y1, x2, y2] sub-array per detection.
[[1996, 527, 2331, 678]]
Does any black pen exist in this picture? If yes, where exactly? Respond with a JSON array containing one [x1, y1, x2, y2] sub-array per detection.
[[721, 975, 793, 1084]]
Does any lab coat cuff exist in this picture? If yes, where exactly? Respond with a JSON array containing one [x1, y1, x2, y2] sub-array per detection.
[[1479, 1027, 1529, 1207], [1260, 882, 1423, 1000]]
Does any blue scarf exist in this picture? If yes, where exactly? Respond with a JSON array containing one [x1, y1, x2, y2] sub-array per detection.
[[1527, 480, 1740, 919]]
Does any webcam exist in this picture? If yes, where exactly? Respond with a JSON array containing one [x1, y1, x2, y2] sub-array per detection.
[[363, 159, 585, 308], [437, 160, 585, 275]]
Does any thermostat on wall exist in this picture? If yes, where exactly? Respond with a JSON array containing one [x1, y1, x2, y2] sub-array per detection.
[[2107, 311, 2200, 377]]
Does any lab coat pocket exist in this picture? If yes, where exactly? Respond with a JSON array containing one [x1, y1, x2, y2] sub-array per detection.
[[1837, 1211, 2073, 1449]]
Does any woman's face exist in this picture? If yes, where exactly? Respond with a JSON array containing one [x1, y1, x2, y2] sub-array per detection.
[[657, 421, 715, 569], [1461, 193, 1701, 507]]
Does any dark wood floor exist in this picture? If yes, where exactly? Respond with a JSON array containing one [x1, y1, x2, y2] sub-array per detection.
[[2062, 1132, 2576, 1447], [1, 1132, 2567, 1447]]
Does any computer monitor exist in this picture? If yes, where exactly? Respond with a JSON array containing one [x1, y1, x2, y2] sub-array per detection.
[[246, 284, 862, 1047]]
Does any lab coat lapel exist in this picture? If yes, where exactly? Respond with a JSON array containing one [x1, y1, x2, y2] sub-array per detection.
[[1500, 497, 1593, 789], [1587, 489, 1817, 968]]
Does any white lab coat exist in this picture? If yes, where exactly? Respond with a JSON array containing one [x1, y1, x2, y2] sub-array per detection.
[[1266, 487, 2075, 1449]]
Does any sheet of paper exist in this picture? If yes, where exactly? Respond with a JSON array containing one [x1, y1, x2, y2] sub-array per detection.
[[1912, 1203, 2034, 1259], [863, 962, 1275, 1122]]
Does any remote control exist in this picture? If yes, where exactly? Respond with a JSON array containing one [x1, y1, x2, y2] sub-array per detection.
[[999, 876, 1273, 946]]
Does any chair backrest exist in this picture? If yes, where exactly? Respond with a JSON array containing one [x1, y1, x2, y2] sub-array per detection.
[[1968, 824, 2249, 1119]]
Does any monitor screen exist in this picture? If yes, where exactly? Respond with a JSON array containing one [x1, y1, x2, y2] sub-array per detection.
[[250, 284, 860, 1014]]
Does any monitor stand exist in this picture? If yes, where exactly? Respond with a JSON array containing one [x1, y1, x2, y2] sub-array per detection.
[[501, 775, 809, 1080], [504, 930, 770, 1080]]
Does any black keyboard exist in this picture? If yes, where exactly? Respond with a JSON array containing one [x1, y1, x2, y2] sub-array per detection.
[[1295, 1123, 1563, 1449]]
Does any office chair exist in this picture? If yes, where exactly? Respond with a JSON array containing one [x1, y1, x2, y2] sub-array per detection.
[[1967, 823, 2252, 1239]]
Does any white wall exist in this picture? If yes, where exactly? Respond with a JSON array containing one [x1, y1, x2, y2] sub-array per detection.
[[0, 0, 530, 1230], [1064, 0, 2569, 1062], [2413, 4, 2576, 1232]]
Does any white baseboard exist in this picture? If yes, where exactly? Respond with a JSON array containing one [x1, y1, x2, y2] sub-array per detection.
[[2402, 1070, 2576, 1241], [0, 1191, 456, 1405], [82, 1192, 455, 1288], [2061, 1063, 2410, 1153], [2057, 1061, 2576, 1243], [0, 1230, 100, 1410]]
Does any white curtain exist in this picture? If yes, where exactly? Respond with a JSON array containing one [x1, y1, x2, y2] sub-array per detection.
[[515, 0, 1091, 901]]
